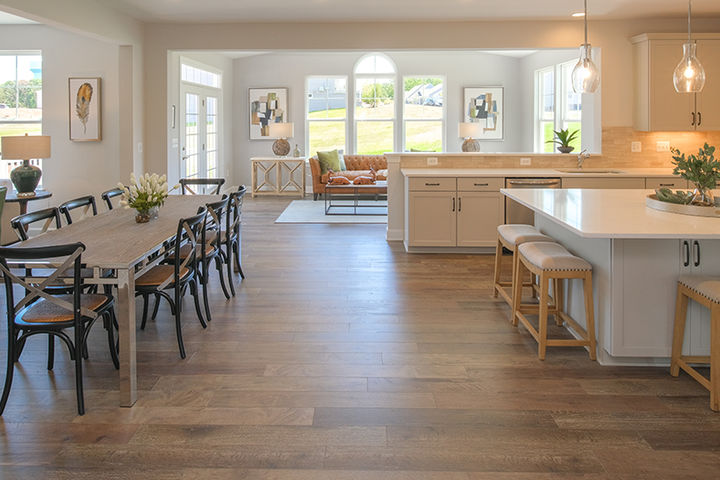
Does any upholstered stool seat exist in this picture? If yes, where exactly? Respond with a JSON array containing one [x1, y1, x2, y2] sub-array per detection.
[[512, 241, 597, 361], [493, 225, 556, 319], [671, 275, 720, 411]]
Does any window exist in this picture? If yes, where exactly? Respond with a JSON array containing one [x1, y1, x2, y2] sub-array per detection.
[[0, 52, 42, 179], [403, 76, 444, 152], [306, 76, 347, 156], [535, 61, 581, 153], [354, 53, 395, 155], [181, 63, 220, 88]]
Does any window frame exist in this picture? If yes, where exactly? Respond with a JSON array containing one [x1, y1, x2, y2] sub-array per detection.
[[353, 53, 397, 155], [305, 75, 349, 156], [534, 61, 582, 153], [401, 75, 446, 153]]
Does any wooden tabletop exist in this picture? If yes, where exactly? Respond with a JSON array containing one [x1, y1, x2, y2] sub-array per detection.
[[15, 195, 218, 269]]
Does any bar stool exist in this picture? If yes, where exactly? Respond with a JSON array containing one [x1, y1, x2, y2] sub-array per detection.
[[512, 241, 597, 361], [493, 225, 555, 319], [670, 275, 720, 411]]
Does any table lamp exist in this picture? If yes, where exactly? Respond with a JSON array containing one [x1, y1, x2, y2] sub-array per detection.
[[459, 122, 482, 152], [269, 122, 294, 157], [0, 134, 50, 196]]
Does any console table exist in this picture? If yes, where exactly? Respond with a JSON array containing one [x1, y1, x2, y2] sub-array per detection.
[[250, 157, 305, 198]]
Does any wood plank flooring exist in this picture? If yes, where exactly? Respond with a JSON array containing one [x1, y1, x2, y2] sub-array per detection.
[[1, 197, 719, 479]]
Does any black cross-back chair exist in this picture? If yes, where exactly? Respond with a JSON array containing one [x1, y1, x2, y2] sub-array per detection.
[[100, 187, 124, 211], [10, 207, 62, 242], [179, 177, 225, 195], [135, 208, 207, 358], [222, 185, 247, 296], [0, 243, 119, 415], [58, 195, 98, 225]]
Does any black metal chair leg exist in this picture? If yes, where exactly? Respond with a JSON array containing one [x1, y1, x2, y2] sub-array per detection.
[[233, 243, 245, 279], [201, 262, 213, 322], [226, 249, 236, 297], [173, 288, 186, 359], [15, 332, 27, 362], [0, 332, 15, 414], [150, 294, 161, 320], [105, 313, 119, 370], [189, 278, 207, 328], [140, 293, 149, 330], [74, 327, 85, 415], [47, 335, 55, 371], [215, 257, 230, 300]]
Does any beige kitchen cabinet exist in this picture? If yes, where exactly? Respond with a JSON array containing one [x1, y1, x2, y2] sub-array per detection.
[[645, 177, 689, 190], [456, 191, 504, 247], [562, 177, 645, 189], [407, 191, 457, 247], [632, 34, 720, 131]]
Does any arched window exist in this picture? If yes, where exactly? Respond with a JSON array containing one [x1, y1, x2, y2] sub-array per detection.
[[353, 53, 396, 154]]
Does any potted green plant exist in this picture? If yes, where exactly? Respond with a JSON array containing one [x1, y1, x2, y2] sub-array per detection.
[[670, 143, 720, 207], [546, 128, 579, 153]]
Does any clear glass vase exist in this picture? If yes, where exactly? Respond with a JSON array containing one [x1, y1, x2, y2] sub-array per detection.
[[135, 206, 159, 223], [691, 185, 715, 207]]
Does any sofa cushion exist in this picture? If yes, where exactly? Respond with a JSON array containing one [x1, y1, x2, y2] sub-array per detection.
[[317, 150, 341, 174]]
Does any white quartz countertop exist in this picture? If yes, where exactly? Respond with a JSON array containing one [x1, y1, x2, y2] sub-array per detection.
[[501, 188, 720, 239], [401, 168, 677, 178]]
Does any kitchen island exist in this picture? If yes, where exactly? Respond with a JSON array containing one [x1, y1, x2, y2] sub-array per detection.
[[501, 188, 720, 366]]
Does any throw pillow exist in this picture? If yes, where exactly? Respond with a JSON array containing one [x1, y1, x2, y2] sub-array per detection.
[[317, 149, 341, 174]]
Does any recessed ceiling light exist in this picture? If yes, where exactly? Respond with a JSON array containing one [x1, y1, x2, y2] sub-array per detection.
[[572, 12, 585, 17]]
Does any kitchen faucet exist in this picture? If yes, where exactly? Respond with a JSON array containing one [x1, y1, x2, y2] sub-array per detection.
[[577, 149, 590, 169]]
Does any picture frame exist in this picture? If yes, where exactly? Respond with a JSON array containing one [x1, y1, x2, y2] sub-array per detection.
[[69, 77, 102, 142], [463, 86, 504, 141], [249, 87, 288, 140]]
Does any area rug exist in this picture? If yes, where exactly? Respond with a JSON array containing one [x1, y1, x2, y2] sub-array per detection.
[[275, 199, 387, 224]]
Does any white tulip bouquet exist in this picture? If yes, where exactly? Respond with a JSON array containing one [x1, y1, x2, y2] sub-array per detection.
[[118, 173, 178, 218]]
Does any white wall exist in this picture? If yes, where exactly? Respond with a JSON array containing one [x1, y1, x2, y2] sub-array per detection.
[[166, 51, 235, 187]]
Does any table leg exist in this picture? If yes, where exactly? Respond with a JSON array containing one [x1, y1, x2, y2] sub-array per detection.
[[19, 200, 28, 216], [116, 268, 137, 407]]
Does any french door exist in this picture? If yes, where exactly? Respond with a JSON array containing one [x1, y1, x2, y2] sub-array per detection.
[[180, 85, 219, 183]]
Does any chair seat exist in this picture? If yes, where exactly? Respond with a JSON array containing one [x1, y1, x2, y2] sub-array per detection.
[[518, 241, 591, 271], [17, 294, 112, 325], [497, 224, 553, 246], [679, 275, 720, 304], [165, 242, 217, 260], [136, 265, 190, 287]]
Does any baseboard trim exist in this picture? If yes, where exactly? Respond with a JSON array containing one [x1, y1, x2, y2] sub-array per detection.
[[386, 228, 404, 242]]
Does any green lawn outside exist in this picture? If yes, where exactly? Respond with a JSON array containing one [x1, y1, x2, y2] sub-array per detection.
[[0, 123, 41, 139]]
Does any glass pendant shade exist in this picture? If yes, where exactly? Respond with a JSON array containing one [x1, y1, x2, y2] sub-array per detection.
[[673, 42, 706, 93], [571, 44, 600, 93]]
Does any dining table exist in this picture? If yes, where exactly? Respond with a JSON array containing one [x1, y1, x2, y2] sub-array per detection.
[[14, 194, 219, 406]]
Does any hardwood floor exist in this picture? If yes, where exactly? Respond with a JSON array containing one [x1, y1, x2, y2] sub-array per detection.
[[1, 197, 719, 479]]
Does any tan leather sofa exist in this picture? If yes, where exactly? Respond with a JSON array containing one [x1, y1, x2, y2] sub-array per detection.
[[308, 155, 388, 200]]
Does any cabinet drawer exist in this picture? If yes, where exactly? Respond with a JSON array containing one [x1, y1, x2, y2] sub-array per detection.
[[645, 177, 689, 190], [457, 177, 503, 192], [408, 177, 456, 191]]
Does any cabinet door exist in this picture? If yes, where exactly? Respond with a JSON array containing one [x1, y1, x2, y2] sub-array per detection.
[[562, 177, 645, 189], [696, 40, 720, 131], [456, 192, 503, 247], [407, 191, 456, 247], [649, 40, 696, 131]]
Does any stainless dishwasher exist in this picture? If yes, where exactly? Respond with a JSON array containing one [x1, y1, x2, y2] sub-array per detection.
[[505, 177, 562, 225]]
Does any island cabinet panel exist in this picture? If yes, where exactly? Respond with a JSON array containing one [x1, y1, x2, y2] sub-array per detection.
[[407, 191, 456, 247], [456, 192, 504, 247], [562, 177, 646, 189]]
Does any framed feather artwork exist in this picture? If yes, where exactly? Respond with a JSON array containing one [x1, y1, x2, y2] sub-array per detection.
[[69, 77, 102, 141], [249, 87, 287, 140]]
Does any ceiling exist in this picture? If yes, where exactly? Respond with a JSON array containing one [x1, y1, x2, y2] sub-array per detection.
[[0, 11, 37, 24], [99, 0, 720, 23]]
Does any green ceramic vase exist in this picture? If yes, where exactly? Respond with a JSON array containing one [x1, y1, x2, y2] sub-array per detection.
[[10, 160, 42, 195]]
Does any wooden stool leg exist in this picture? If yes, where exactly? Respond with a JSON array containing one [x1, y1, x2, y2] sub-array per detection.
[[711, 304, 719, 412], [583, 272, 597, 361], [538, 272, 549, 360], [492, 238, 503, 298], [670, 286, 689, 377], [511, 253, 524, 327], [553, 279, 564, 326]]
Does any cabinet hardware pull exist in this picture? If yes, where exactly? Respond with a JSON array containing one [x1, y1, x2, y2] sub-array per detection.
[[683, 241, 690, 267], [474, 183, 489, 187], [694, 240, 700, 267], [458, 197, 462, 212], [691, 112, 696, 126], [452, 197, 456, 212], [425, 182, 440, 186], [659, 183, 674, 186], [698, 112, 702, 126]]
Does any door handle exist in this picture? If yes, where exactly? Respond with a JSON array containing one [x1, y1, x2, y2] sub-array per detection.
[[693, 240, 700, 267], [698, 112, 702, 126], [452, 197, 456, 212], [691, 112, 696, 126], [458, 197, 462, 212], [182, 155, 189, 160], [683, 240, 690, 267]]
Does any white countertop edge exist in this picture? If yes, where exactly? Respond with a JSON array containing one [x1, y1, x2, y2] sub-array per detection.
[[401, 168, 677, 178]]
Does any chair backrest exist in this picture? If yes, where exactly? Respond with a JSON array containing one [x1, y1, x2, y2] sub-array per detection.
[[225, 185, 247, 243], [58, 195, 97, 225], [100, 187, 124, 210], [180, 178, 225, 195], [0, 242, 87, 325], [159, 208, 207, 291], [10, 207, 62, 242], [205, 197, 230, 246]]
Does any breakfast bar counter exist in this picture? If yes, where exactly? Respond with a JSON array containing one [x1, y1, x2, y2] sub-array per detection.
[[501, 188, 720, 366]]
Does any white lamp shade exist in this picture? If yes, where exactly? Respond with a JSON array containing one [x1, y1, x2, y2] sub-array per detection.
[[269, 122, 294, 139], [1, 135, 51, 160], [458, 122, 482, 139]]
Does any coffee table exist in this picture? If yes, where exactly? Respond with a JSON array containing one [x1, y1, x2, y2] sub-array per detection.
[[324, 181, 387, 216]]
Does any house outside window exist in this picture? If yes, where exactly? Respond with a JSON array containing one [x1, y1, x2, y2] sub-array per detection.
[[403, 76, 444, 152]]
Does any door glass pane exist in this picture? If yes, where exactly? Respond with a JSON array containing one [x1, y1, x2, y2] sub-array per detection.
[[206, 96, 218, 179], [184, 93, 199, 178], [356, 120, 393, 155], [405, 121, 442, 152]]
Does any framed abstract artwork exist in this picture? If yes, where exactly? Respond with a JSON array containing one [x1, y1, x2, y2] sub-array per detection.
[[69, 77, 102, 142], [463, 87, 503, 141], [249, 87, 288, 140]]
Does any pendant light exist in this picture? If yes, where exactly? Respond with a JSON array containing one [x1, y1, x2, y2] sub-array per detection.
[[673, 0, 705, 93], [571, 0, 600, 94]]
